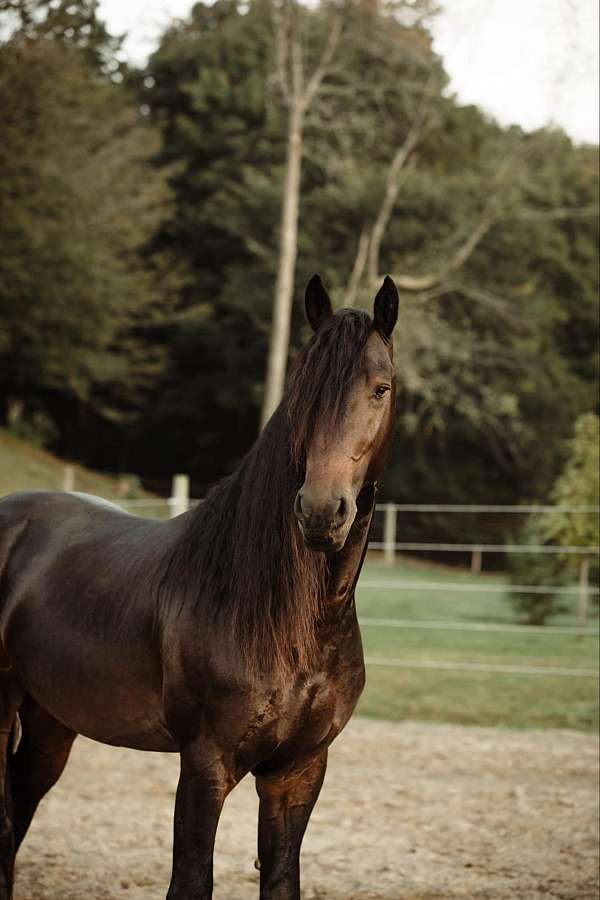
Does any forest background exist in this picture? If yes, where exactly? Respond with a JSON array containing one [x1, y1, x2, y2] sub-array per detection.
[[0, 0, 598, 534]]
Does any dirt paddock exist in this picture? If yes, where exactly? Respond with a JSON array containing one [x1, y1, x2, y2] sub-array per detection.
[[14, 718, 599, 900]]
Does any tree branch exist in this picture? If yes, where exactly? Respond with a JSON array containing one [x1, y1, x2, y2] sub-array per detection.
[[367, 142, 419, 283], [270, 0, 291, 103], [379, 139, 529, 291], [387, 201, 499, 292], [344, 225, 371, 307], [360, 67, 441, 285], [303, 10, 344, 108], [289, 1, 304, 101]]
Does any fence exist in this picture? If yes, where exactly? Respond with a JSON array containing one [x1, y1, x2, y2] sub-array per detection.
[[108, 473, 600, 680]]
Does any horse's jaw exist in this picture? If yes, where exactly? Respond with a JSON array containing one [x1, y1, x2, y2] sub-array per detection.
[[296, 518, 352, 554]]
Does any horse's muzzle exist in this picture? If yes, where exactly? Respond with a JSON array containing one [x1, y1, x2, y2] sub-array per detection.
[[294, 489, 355, 553]]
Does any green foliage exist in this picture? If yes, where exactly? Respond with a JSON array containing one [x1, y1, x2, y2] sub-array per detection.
[[0, 0, 597, 502], [140, 0, 598, 498], [508, 519, 571, 625], [508, 414, 599, 624], [380, 128, 599, 505], [543, 413, 600, 551], [1, 0, 125, 76], [0, 24, 176, 459]]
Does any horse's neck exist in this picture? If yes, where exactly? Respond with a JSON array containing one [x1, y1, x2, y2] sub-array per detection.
[[229, 410, 373, 604], [327, 483, 377, 604]]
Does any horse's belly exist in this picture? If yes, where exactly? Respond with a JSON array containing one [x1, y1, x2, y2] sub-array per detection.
[[14, 653, 177, 751], [3, 601, 177, 752], [78, 717, 178, 753], [18, 663, 177, 752]]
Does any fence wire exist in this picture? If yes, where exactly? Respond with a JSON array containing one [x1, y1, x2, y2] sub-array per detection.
[[116, 490, 599, 679]]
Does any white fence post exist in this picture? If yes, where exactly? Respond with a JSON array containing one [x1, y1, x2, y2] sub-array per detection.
[[62, 464, 75, 492], [470, 547, 482, 574], [170, 474, 190, 518], [383, 503, 397, 566]]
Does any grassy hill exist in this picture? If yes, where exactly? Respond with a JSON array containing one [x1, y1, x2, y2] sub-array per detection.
[[0, 429, 153, 500]]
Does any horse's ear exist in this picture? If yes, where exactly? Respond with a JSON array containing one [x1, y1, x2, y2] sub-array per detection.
[[373, 276, 398, 340], [305, 274, 333, 332]]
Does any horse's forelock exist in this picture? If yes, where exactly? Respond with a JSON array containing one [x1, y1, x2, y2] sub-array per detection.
[[286, 309, 374, 467]]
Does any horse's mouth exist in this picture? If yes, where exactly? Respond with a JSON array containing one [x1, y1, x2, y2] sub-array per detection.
[[301, 531, 346, 554]]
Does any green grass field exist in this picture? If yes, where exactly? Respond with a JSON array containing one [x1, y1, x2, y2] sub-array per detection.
[[355, 557, 599, 731]]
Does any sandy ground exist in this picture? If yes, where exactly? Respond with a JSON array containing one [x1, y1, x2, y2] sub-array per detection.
[[13, 718, 599, 900]]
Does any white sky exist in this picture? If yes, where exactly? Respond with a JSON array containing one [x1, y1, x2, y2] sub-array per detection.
[[99, 0, 599, 144]]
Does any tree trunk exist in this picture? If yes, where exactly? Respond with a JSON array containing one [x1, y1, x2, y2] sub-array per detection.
[[260, 101, 304, 428]]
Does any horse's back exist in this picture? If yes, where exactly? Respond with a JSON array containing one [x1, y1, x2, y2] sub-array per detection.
[[0, 489, 162, 552], [0, 489, 173, 629], [0, 489, 128, 525]]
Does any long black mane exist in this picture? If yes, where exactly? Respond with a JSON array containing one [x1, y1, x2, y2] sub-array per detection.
[[163, 309, 375, 673]]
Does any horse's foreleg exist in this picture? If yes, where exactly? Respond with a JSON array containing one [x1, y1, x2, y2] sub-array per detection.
[[0, 677, 24, 900], [166, 747, 232, 900], [9, 696, 76, 850], [254, 750, 327, 900]]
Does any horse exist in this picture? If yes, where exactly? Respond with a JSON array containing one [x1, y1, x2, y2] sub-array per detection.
[[0, 273, 398, 900]]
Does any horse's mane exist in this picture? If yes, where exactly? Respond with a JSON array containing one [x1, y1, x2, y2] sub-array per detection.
[[162, 309, 375, 674]]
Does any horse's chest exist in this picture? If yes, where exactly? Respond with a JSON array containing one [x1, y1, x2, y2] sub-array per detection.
[[236, 662, 364, 773]]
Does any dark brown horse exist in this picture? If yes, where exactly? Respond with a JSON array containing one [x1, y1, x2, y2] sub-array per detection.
[[0, 274, 398, 900]]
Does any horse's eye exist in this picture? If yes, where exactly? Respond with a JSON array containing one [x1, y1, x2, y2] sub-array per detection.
[[374, 385, 390, 400]]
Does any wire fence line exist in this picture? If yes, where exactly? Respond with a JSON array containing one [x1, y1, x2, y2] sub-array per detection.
[[109, 477, 599, 680], [51, 471, 600, 686], [373, 503, 600, 514], [116, 497, 600, 514], [359, 579, 600, 595], [363, 657, 599, 678], [368, 541, 598, 554], [358, 617, 599, 636]]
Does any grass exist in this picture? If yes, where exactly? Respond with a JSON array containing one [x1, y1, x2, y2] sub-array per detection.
[[355, 557, 599, 732], [0, 429, 158, 505]]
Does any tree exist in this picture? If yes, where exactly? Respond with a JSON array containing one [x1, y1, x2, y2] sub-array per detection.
[[260, 0, 343, 426], [509, 414, 599, 625], [141, 0, 598, 503], [261, 0, 441, 425], [0, 0, 125, 76], [0, 21, 174, 462], [544, 414, 599, 550]]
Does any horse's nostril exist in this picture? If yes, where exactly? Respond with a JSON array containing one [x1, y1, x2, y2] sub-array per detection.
[[294, 491, 304, 521], [335, 496, 348, 525]]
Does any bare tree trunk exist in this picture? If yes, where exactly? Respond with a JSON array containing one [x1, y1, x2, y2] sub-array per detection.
[[367, 130, 420, 284], [344, 226, 371, 307], [260, 1, 343, 429], [261, 102, 304, 428]]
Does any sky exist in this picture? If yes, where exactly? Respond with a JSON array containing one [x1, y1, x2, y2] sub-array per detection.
[[99, 0, 599, 144]]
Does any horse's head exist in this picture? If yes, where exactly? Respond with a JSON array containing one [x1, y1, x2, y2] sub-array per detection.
[[289, 275, 398, 553]]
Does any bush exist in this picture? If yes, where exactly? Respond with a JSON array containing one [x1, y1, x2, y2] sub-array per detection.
[[508, 519, 571, 624], [509, 414, 599, 625]]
